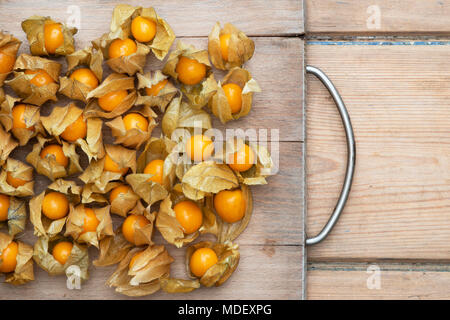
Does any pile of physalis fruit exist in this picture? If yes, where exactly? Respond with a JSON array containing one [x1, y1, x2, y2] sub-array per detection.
[[0, 4, 273, 296]]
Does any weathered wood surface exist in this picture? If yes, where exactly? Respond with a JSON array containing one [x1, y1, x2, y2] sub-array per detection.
[[306, 0, 450, 35], [308, 262, 450, 300], [306, 43, 450, 262], [0, 1, 305, 300]]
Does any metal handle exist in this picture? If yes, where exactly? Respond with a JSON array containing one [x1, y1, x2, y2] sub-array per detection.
[[305, 66, 356, 246]]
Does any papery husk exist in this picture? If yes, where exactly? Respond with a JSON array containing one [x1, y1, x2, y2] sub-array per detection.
[[21, 16, 77, 56], [41, 103, 105, 161], [120, 205, 155, 246], [107, 244, 173, 297], [181, 73, 218, 109], [181, 161, 239, 200], [26, 135, 82, 181], [126, 173, 168, 206], [109, 183, 140, 217], [93, 33, 149, 76], [162, 41, 212, 85], [232, 142, 274, 185], [109, 4, 175, 60], [65, 205, 114, 248], [0, 158, 34, 197], [208, 22, 255, 70], [186, 241, 240, 287], [33, 236, 89, 281], [29, 179, 81, 239], [93, 230, 133, 267], [0, 196, 27, 237], [162, 96, 212, 138], [80, 181, 120, 205], [207, 184, 253, 243], [84, 73, 137, 119], [160, 277, 200, 293], [209, 67, 261, 123], [105, 106, 157, 149], [0, 125, 18, 165], [5, 54, 60, 106], [0, 232, 34, 285], [136, 71, 178, 112], [0, 32, 21, 87], [0, 94, 44, 145], [79, 160, 123, 194]]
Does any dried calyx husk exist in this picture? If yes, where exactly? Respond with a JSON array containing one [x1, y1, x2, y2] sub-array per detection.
[[0, 32, 21, 87], [5, 54, 61, 106], [84, 73, 137, 119], [108, 4, 175, 60], [41, 102, 105, 162], [0, 94, 44, 146], [0, 125, 18, 166], [0, 232, 34, 285], [65, 205, 114, 248], [186, 241, 239, 287], [108, 182, 140, 217], [29, 179, 81, 239], [209, 67, 261, 123], [59, 46, 104, 102], [0, 196, 27, 237], [33, 235, 89, 281], [208, 22, 255, 70], [160, 276, 200, 293], [119, 203, 155, 246], [21, 16, 77, 56], [0, 158, 34, 197], [26, 135, 82, 181], [107, 244, 174, 297], [155, 185, 217, 248], [105, 106, 157, 149], [136, 71, 178, 112], [182, 73, 218, 109], [94, 229, 134, 267]]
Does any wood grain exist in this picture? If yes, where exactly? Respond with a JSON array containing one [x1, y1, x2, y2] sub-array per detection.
[[306, 43, 450, 261], [306, 0, 450, 35], [0, 0, 304, 37], [308, 262, 450, 299]]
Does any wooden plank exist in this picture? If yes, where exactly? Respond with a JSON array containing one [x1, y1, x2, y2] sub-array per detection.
[[308, 262, 450, 299], [0, 0, 304, 37], [306, 43, 450, 261], [306, 0, 450, 35]]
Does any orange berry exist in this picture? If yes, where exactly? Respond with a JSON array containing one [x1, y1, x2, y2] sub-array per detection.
[[12, 104, 34, 130], [143, 159, 164, 184], [0, 50, 15, 74], [131, 16, 157, 43], [189, 247, 218, 278], [60, 112, 87, 142], [6, 172, 28, 188], [222, 83, 243, 114], [44, 23, 64, 54], [108, 38, 137, 59], [98, 90, 128, 112], [219, 33, 231, 61], [103, 154, 128, 175], [52, 241, 73, 265], [129, 250, 144, 270], [228, 144, 255, 172], [0, 194, 10, 222], [69, 68, 99, 90], [185, 134, 214, 162], [174, 200, 203, 234], [123, 113, 148, 132], [0, 241, 18, 273], [25, 69, 54, 87], [40, 144, 68, 167], [176, 56, 206, 86], [214, 189, 246, 223], [42, 191, 69, 220], [109, 184, 132, 203], [145, 79, 168, 96], [82, 207, 99, 233], [122, 215, 150, 245]]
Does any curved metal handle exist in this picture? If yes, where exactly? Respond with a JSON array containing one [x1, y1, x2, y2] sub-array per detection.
[[305, 66, 356, 246]]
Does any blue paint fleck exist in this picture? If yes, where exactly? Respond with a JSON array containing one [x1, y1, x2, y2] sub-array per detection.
[[307, 41, 450, 46]]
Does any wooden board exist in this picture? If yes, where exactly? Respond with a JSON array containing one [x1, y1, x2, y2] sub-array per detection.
[[0, 1, 306, 300], [306, 42, 450, 262], [306, 0, 450, 35], [308, 262, 450, 300]]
